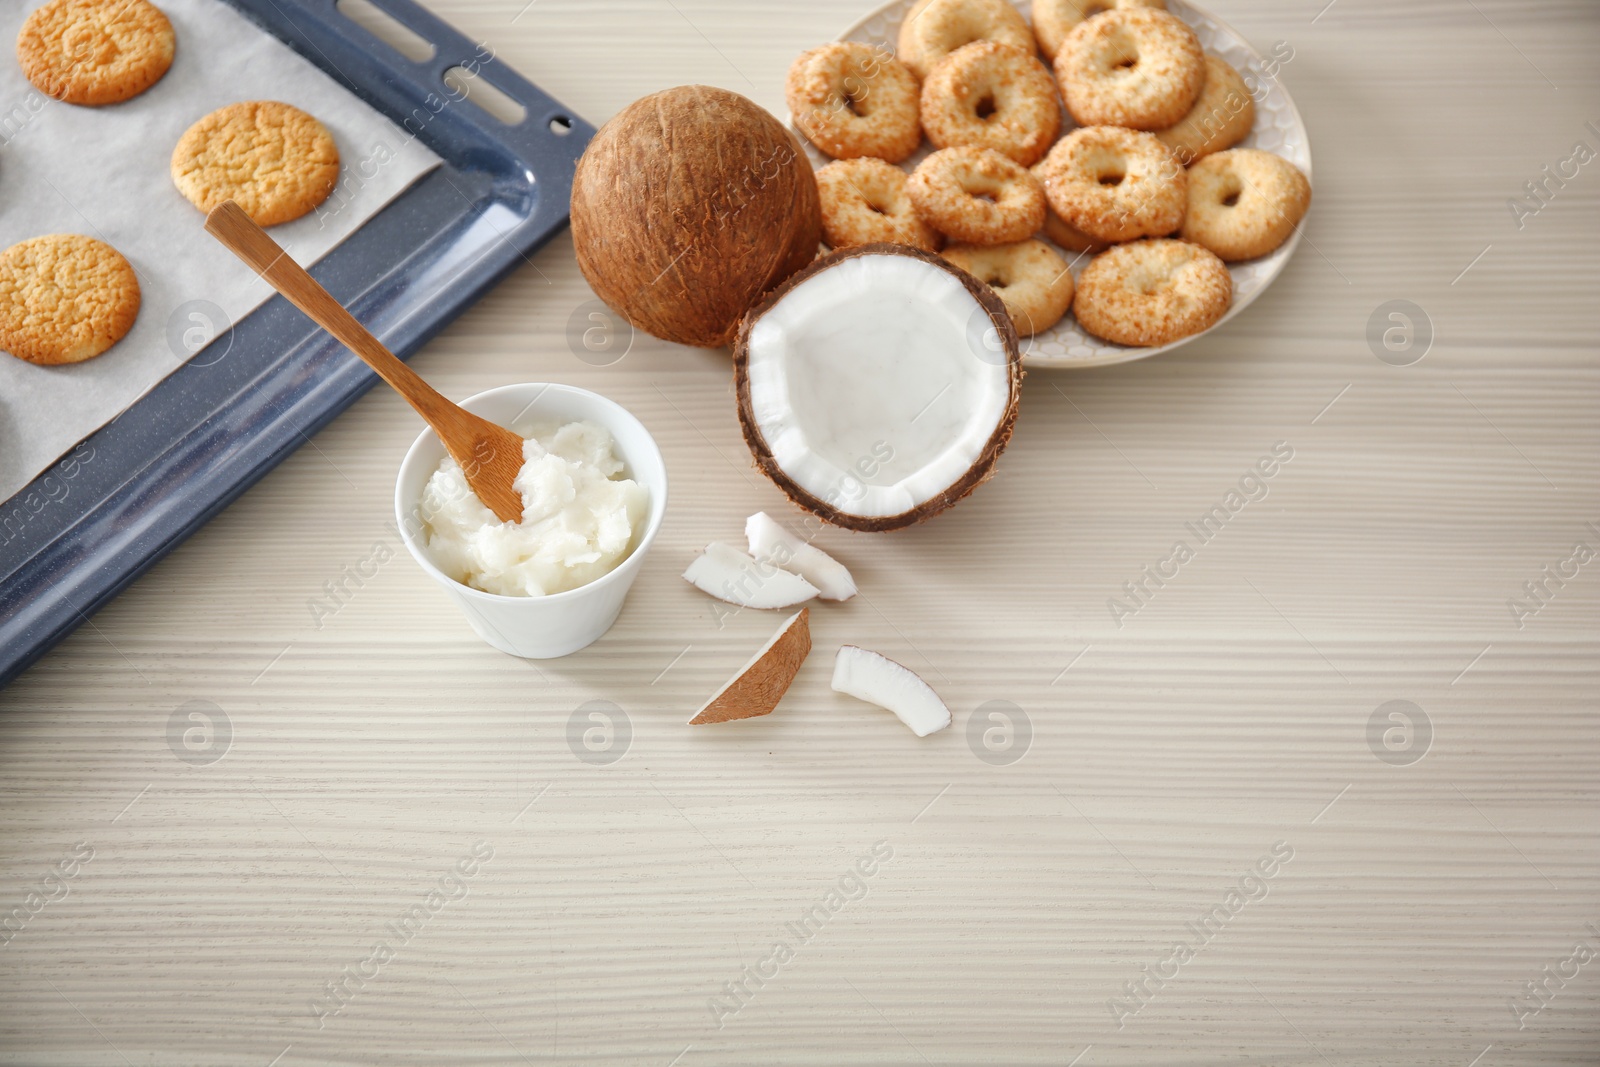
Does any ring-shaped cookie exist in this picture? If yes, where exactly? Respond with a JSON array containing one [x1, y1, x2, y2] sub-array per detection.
[[1032, 0, 1166, 61], [816, 158, 944, 251], [787, 42, 923, 163], [1181, 149, 1311, 261], [921, 41, 1061, 166], [943, 239, 1075, 336], [1055, 8, 1204, 130], [1155, 55, 1255, 165], [898, 0, 1037, 80], [907, 146, 1047, 246], [1036, 126, 1185, 243], [1072, 238, 1231, 347]]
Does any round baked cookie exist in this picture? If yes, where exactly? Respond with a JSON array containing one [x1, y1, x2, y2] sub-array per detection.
[[17, 0, 175, 106], [171, 102, 341, 226], [0, 235, 140, 365], [1031, 160, 1109, 254], [907, 146, 1046, 246], [1035, 126, 1185, 243], [1055, 8, 1203, 130], [1182, 148, 1311, 261], [816, 158, 943, 252], [897, 0, 1036, 81], [787, 43, 922, 163], [1155, 55, 1255, 164], [944, 239, 1074, 336], [1032, 0, 1165, 60], [1041, 204, 1109, 254], [1072, 238, 1230, 347], [920, 41, 1061, 167]]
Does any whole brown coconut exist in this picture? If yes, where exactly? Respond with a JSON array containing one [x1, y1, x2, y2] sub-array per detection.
[[570, 86, 823, 349]]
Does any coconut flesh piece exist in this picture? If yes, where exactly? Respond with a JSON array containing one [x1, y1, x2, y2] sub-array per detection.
[[831, 645, 952, 737], [689, 610, 811, 724], [683, 541, 818, 609], [736, 245, 1022, 533], [745, 512, 857, 601]]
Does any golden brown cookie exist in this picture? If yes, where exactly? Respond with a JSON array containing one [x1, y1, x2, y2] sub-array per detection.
[[0, 234, 140, 365], [898, 0, 1037, 81], [1031, 160, 1110, 254], [920, 41, 1061, 167], [171, 101, 341, 226], [943, 239, 1074, 336], [1041, 204, 1109, 254], [907, 146, 1046, 246], [16, 0, 175, 106], [1072, 238, 1230, 347], [1035, 126, 1186, 243], [1032, 0, 1166, 61], [816, 158, 943, 252], [1182, 148, 1311, 261], [1054, 8, 1204, 130], [787, 42, 922, 163], [1154, 55, 1255, 165]]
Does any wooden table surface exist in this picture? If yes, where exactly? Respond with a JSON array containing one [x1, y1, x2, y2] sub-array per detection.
[[3, 1, 1598, 1064]]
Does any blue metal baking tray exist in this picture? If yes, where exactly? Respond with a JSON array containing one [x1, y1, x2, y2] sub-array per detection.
[[0, 0, 592, 687]]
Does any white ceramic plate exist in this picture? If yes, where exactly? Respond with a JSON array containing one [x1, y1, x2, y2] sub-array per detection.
[[799, 0, 1312, 368]]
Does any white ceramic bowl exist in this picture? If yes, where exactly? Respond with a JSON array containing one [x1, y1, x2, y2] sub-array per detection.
[[394, 383, 668, 659], [798, 0, 1313, 368]]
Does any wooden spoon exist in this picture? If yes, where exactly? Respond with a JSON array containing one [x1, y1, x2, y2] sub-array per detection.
[[204, 200, 526, 523]]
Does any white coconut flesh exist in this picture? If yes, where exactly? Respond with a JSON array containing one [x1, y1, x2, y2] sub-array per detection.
[[682, 541, 818, 609], [831, 645, 952, 737], [746, 511, 857, 601], [743, 252, 1013, 521]]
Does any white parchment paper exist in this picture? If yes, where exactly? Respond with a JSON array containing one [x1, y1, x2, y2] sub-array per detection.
[[0, 0, 442, 502]]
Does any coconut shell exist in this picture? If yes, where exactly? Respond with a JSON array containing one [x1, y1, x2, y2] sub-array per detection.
[[570, 86, 822, 349], [688, 609, 811, 724], [733, 244, 1024, 533]]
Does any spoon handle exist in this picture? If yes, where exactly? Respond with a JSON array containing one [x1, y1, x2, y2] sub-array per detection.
[[203, 201, 457, 426], [203, 200, 528, 524]]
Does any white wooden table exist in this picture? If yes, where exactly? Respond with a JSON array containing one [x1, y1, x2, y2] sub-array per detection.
[[3, 1, 1597, 1064]]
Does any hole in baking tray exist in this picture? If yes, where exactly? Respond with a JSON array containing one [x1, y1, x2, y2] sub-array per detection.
[[443, 65, 528, 125], [549, 115, 574, 135], [336, 0, 435, 63]]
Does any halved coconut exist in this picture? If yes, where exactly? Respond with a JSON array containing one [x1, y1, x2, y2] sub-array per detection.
[[734, 244, 1023, 532]]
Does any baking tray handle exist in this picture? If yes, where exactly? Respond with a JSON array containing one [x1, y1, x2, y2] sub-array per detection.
[[249, 0, 593, 189]]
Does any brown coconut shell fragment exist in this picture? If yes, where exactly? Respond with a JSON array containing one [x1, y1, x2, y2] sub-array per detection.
[[733, 244, 1023, 532], [688, 609, 812, 724]]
